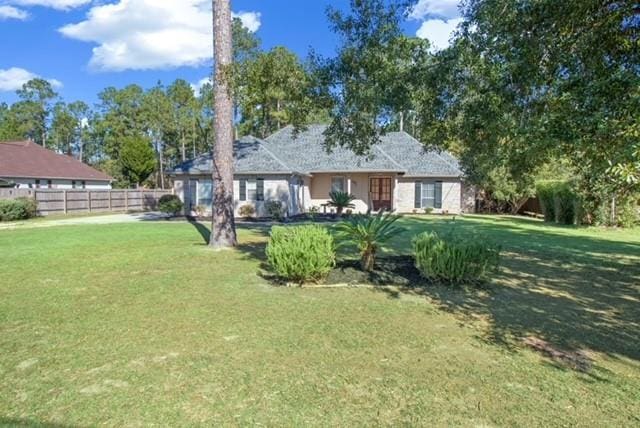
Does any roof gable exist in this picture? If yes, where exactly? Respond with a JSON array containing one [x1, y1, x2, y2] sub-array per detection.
[[0, 141, 112, 181]]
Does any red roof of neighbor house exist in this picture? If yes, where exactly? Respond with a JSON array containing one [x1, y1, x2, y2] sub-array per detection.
[[0, 141, 112, 181]]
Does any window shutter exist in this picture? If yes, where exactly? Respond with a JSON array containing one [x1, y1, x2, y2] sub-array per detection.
[[239, 179, 246, 201], [435, 181, 443, 209], [256, 178, 264, 201], [414, 181, 422, 209]]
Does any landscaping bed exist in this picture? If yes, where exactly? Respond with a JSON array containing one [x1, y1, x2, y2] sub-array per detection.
[[324, 256, 425, 287]]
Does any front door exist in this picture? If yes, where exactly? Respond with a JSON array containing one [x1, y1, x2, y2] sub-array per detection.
[[369, 177, 392, 211]]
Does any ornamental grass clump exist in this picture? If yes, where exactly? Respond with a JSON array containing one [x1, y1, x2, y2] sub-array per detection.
[[266, 225, 336, 284], [413, 231, 500, 284]]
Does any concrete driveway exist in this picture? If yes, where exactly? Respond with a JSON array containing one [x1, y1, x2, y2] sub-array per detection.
[[0, 212, 172, 230]]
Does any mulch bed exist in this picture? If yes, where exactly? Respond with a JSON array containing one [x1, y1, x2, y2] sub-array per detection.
[[325, 256, 427, 287]]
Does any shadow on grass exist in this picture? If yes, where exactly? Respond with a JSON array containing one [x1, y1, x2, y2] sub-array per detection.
[[0, 418, 80, 428], [376, 215, 640, 366], [187, 215, 640, 367]]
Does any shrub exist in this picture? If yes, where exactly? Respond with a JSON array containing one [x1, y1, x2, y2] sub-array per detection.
[[617, 197, 639, 228], [413, 231, 500, 284], [555, 182, 577, 225], [536, 181, 557, 222], [424, 207, 434, 214], [158, 194, 183, 216], [328, 191, 356, 217], [266, 225, 336, 283], [336, 210, 403, 272], [238, 204, 255, 219], [195, 205, 207, 217], [0, 197, 38, 221], [536, 180, 580, 224], [265, 200, 285, 221]]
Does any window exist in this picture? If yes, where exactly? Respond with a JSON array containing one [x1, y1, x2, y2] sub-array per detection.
[[421, 182, 435, 208], [35, 179, 40, 189], [239, 178, 264, 201], [72, 180, 76, 189], [331, 176, 345, 193], [415, 181, 443, 209], [198, 179, 213, 208], [246, 180, 257, 201], [47, 180, 52, 189], [81, 180, 86, 189]]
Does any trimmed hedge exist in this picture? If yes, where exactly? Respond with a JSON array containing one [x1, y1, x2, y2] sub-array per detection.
[[266, 225, 336, 283], [413, 231, 500, 284], [536, 180, 580, 225], [0, 197, 38, 221]]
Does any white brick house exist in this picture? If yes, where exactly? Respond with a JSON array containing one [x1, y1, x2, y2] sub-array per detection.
[[169, 125, 471, 217]]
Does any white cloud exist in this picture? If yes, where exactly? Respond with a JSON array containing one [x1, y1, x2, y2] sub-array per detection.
[[409, 0, 460, 20], [0, 5, 29, 20], [0, 67, 63, 92], [233, 11, 261, 33], [58, 0, 261, 72], [190, 77, 212, 95], [415, 17, 463, 51], [8, 0, 90, 10]]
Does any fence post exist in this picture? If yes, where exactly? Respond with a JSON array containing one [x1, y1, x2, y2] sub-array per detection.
[[88, 190, 92, 213], [125, 190, 128, 212], [108, 190, 112, 211], [63, 190, 67, 214]]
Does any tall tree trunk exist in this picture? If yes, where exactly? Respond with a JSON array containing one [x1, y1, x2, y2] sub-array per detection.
[[210, 0, 237, 248]]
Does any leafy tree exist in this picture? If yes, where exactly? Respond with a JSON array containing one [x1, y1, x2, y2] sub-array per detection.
[[141, 83, 173, 188], [318, 0, 415, 155], [238, 47, 320, 138], [94, 85, 146, 158], [14, 78, 58, 146], [167, 79, 198, 161], [210, 0, 237, 248], [119, 136, 156, 188], [49, 102, 77, 155]]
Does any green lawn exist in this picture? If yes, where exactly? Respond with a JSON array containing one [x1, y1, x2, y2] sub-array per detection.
[[1, 215, 639, 426]]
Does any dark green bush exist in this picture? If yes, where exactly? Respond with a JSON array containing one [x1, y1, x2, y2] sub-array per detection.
[[555, 182, 577, 225], [536, 181, 558, 222], [536, 180, 580, 224], [0, 197, 38, 221], [265, 200, 285, 221], [413, 231, 500, 284], [158, 194, 183, 215], [266, 225, 336, 283]]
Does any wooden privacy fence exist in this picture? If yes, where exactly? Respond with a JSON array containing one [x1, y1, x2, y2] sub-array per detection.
[[0, 188, 173, 216]]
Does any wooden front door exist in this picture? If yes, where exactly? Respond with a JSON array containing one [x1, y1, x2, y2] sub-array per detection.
[[370, 177, 392, 211]]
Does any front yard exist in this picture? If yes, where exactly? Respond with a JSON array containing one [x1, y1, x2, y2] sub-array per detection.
[[1, 215, 639, 426]]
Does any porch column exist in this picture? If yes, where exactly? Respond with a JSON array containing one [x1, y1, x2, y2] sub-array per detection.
[[347, 176, 352, 194], [393, 176, 399, 210]]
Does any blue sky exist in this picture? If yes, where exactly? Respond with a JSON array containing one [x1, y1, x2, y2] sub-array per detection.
[[0, 0, 462, 106]]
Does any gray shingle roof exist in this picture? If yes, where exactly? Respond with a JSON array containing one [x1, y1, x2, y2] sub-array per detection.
[[169, 136, 294, 175], [263, 125, 404, 174], [170, 125, 462, 177]]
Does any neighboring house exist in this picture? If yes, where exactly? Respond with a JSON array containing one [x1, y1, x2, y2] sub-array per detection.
[[0, 141, 112, 189], [170, 125, 473, 217]]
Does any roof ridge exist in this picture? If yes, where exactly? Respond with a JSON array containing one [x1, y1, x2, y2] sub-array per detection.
[[264, 125, 294, 141], [374, 144, 406, 172], [255, 137, 295, 172]]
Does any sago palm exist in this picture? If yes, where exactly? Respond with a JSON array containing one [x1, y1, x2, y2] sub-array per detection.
[[336, 210, 404, 272], [328, 191, 356, 216]]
